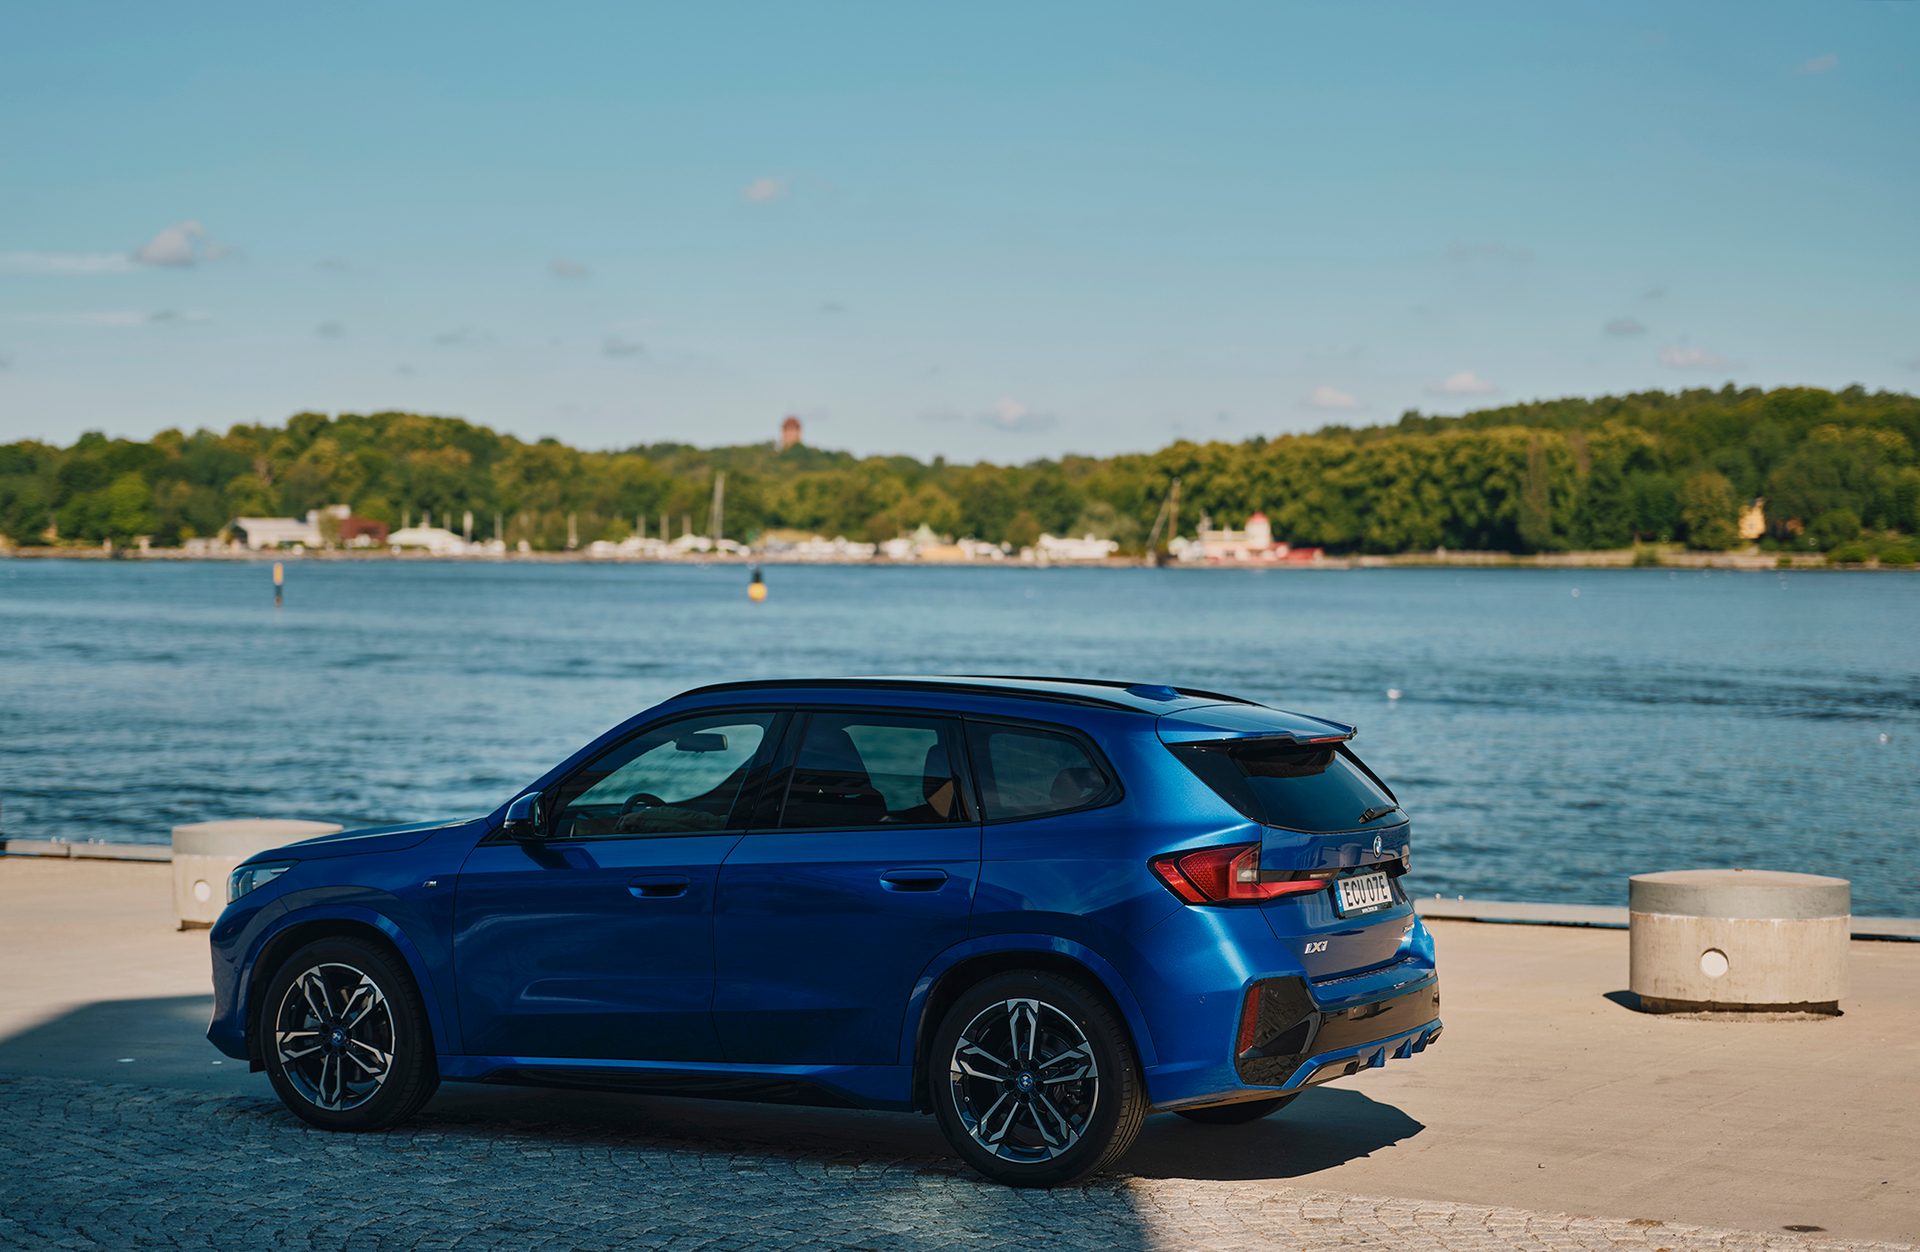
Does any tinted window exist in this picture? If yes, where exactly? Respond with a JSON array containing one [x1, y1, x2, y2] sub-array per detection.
[[779, 712, 967, 828], [552, 712, 774, 839], [1171, 741, 1395, 832], [968, 723, 1115, 821]]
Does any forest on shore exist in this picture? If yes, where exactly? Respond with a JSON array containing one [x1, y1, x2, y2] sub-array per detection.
[[3, 385, 1918, 561]]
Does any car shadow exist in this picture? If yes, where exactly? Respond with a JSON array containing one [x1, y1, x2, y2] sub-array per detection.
[[0, 994, 1421, 1189], [1129, 1087, 1425, 1181]]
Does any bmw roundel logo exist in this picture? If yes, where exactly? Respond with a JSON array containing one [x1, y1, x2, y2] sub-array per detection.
[[1372, 834, 1383, 854]]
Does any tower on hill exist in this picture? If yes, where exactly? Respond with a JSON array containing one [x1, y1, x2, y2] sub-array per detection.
[[779, 415, 802, 450]]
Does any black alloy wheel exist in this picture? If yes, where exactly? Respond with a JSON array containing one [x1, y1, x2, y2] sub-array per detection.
[[259, 936, 438, 1131], [930, 970, 1145, 1187]]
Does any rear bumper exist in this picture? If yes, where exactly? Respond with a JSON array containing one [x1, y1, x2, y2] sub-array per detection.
[[1234, 973, 1441, 1088]]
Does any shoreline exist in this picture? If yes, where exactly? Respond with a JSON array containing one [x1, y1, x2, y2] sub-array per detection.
[[0, 546, 1896, 572]]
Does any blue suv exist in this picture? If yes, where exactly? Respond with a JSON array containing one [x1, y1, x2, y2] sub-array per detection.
[[209, 676, 1440, 1186]]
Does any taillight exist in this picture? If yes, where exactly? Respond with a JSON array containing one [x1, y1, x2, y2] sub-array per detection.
[[1148, 843, 1330, 905]]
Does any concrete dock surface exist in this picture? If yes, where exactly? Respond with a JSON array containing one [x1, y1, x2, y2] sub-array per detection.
[[2, 857, 1915, 1250]]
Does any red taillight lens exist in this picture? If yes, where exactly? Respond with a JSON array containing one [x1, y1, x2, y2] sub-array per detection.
[[1149, 843, 1330, 905]]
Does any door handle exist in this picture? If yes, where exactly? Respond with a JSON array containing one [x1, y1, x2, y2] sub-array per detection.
[[628, 875, 691, 899], [879, 869, 948, 892]]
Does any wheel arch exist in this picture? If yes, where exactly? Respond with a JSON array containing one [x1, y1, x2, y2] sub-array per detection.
[[243, 906, 447, 1068], [903, 936, 1156, 1113]]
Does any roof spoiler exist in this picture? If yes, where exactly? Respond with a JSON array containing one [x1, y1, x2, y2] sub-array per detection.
[[1155, 703, 1357, 747]]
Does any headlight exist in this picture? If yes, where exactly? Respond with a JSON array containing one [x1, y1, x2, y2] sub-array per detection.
[[228, 861, 295, 903]]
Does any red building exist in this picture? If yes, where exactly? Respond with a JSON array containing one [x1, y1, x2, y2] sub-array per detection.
[[780, 415, 802, 450], [336, 515, 390, 547]]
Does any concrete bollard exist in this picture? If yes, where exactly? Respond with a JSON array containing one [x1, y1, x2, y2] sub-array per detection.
[[171, 819, 342, 929], [1628, 869, 1849, 1014]]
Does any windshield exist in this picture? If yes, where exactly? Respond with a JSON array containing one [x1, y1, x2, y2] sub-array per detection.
[[1170, 740, 1398, 833]]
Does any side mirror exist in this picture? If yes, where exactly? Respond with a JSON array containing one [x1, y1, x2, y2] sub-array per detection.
[[501, 792, 544, 842]]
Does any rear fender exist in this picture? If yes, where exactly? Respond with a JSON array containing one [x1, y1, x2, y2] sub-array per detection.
[[901, 934, 1159, 1074]]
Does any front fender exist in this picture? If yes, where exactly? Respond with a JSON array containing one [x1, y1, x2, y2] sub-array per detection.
[[242, 901, 458, 1059], [900, 933, 1159, 1072]]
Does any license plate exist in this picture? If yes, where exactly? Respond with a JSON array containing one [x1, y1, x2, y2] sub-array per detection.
[[1335, 871, 1394, 916]]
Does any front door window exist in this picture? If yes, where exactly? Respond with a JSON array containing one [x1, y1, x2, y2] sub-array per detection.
[[553, 712, 774, 839]]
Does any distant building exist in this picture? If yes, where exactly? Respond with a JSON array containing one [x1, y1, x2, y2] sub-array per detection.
[[1179, 510, 1323, 563], [780, 415, 803, 450], [230, 516, 323, 550], [1024, 533, 1121, 563], [1738, 498, 1766, 542], [335, 515, 389, 547], [757, 530, 878, 561], [387, 526, 467, 555]]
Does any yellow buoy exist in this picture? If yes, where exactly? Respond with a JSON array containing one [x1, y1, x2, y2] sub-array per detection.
[[748, 566, 767, 602]]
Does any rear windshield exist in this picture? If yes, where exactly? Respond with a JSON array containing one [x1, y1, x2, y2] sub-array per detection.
[[1170, 740, 1396, 832]]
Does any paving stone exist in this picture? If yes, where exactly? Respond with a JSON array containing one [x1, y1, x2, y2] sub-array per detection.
[[0, 1074, 1910, 1252]]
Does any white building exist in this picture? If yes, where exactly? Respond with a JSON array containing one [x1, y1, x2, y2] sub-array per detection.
[[230, 516, 323, 550], [387, 526, 467, 555], [1023, 533, 1121, 563]]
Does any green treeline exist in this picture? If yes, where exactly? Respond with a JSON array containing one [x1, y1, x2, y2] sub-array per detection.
[[3, 385, 1918, 558]]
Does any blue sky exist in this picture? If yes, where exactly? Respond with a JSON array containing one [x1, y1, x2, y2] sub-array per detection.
[[1, 2, 1914, 459]]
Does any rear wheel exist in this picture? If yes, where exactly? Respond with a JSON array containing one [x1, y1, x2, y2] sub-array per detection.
[[929, 970, 1145, 1187], [1175, 1093, 1297, 1125], [258, 936, 438, 1131]]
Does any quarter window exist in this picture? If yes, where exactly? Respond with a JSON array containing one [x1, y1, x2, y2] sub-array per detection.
[[551, 712, 774, 839], [779, 712, 968, 828], [967, 723, 1115, 821]]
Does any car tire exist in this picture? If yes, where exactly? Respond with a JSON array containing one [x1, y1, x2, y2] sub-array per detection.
[[1174, 1093, 1297, 1125], [258, 936, 438, 1131], [929, 969, 1145, 1187]]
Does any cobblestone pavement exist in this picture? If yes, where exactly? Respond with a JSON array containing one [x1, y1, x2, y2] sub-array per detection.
[[0, 1074, 1911, 1252]]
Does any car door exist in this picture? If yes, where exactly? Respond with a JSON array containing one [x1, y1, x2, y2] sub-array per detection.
[[453, 709, 782, 1061], [711, 709, 981, 1065]]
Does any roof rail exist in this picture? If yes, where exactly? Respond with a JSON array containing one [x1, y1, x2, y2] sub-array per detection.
[[672, 676, 1146, 711], [953, 674, 1256, 706]]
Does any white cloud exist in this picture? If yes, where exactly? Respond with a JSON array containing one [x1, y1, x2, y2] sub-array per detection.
[[1307, 384, 1360, 410], [0, 251, 137, 275], [1796, 53, 1838, 75], [549, 258, 589, 279], [1659, 345, 1731, 370], [1604, 317, 1646, 337], [134, 220, 220, 267], [1425, 369, 1499, 396], [602, 335, 645, 359], [16, 310, 208, 327], [742, 177, 787, 203], [981, 398, 1057, 433], [3, 220, 230, 274], [921, 398, 1060, 434]]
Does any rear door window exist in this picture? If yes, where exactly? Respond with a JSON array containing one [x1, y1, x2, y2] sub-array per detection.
[[967, 722, 1117, 821], [778, 712, 970, 828], [1170, 741, 1396, 832]]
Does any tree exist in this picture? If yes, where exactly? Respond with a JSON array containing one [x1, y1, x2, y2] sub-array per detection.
[[1807, 508, 1862, 552], [3, 387, 1916, 552], [1678, 470, 1740, 550]]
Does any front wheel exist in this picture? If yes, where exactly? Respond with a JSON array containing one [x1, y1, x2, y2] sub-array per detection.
[[1175, 1093, 1297, 1125], [929, 970, 1145, 1187], [259, 936, 438, 1131]]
